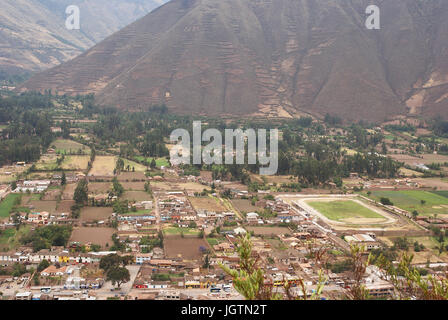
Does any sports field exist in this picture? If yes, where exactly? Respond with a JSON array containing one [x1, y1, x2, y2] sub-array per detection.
[[307, 200, 384, 222], [368, 190, 448, 216]]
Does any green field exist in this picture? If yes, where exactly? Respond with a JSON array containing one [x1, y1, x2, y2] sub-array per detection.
[[35, 160, 59, 171], [0, 225, 31, 250], [134, 156, 170, 168], [368, 190, 448, 217], [122, 209, 153, 216], [163, 227, 200, 236], [207, 238, 219, 246], [308, 200, 384, 222], [0, 228, 16, 245], [432, 191, 448, 199], [122, 158, 147, 172], [52, 139, 90, 155], [0, 194, 21, 218]]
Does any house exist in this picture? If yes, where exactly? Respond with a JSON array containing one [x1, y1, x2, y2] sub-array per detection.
[[136, 253, 152, 265], [28, 212, 49, 224], [15, 292, 32, 300], [344, 234, 381, 250], [213, 242, 234, 253], [41, 265, 68, 277], [246, 212, 259, 224]]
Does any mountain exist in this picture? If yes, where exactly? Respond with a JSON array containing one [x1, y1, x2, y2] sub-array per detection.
[[0, 0, 167, 77], [20, 0, 448, 121]]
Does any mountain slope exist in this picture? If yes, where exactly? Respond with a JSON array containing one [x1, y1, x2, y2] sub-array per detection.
[[20, 0, 448, 121], [0, 0, 167, 76]]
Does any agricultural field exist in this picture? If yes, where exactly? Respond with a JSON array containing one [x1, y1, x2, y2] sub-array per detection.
[[432, 191, 448, 198], [390, 153, 448, 167], [367, 190, 448, 217], [88, 182, 111, 194], [414, 178, 448, 190], [164, 236, 208, 260], [163, 226, 201, 236], [0, 174, 16, 183], [231, 199, 265, 213], [26, 172, 54, 180], [80, 207, 113, 222], [246, 226, 291, 236], [122, 191, 151, 202], [60, 155, 90, 171], [56, 200, 76, 213], [0, 194, 21, 218], [89, 156, 116, 176], [134, 156, 170, 168], [21, 194, 41, 204], [0, 225, 31, 251], [70, 227, 114, 247], [29, 200, 58, 213], [189, 197, 226, 212], [62, 183, 77, 200], [206, 237, 220, 246], [0, 165, 30, 183], [42, 187, 62, 201], [150, 181, 210, 193], [123, 209, 153, 216], [398, 167, 424, 177], [121, 181, 146, 191], [307, 200, 386, 223], [117, 171, 147, 182], [52, 139, 90, 155], [122, 159, 147, 172], [35, 154, 59, 171]]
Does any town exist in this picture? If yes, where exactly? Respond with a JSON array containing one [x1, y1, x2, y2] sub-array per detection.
[[0, 92, 448, 301]]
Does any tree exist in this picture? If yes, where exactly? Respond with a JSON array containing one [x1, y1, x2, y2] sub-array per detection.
[[61, 171, 66, 186], [345, 245, 371, 300], [376, 252, 448, 300], [115, 158, 125, 174], [37, 259, 50, 272], [99, 253, 133, 272], [106, 267, 130, 288], [412, 210, 419, 220], [220, 233, 276, 300], [99, 254, 122, 272], [74, 179, 88, 205], [380, 197, 393, 206], [150, 158, 157, 169], [203, 254, 210, 269], [112, 177, 124, 197]]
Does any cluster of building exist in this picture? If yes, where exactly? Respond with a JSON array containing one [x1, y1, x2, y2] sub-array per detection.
[[12, 180, 51, 193]]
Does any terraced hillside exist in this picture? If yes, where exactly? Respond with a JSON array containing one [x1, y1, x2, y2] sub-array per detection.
[[20, 0, 448, 120]]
